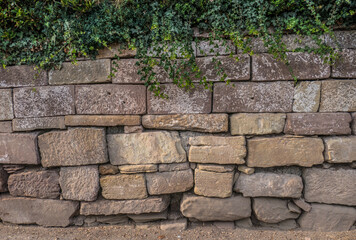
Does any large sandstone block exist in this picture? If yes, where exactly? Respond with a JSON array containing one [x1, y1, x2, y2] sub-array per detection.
[[180, 193, 251, 221], [332, 49, 356, 78], [13, 86, 75, 118], [298, 203, 356, 231], [100, 174, 147, 200], [0, 133, 39, 164], [319, 80, 356, 112], [0, 89, 13, 120], [293, 81, 321, 112], [142, 114, 228, 133], [325, 31, 356, 49], [247, 137, 324, 167], [194, 169, 234, 198], [107, 131, 186, 165], [0, 195, 78, 227], [12, 117, 65, 131], [0, 65, 47, 87], [230, 113, 286, 135], [303, 168, 356, 206], [324, 137, 356, 163], [119, 164, 157, 173], [146, 169, 193, 195], [65, 115, 141, 126], [284, 113, 352, 135], [189, 136, 246, 164], [8, 170, 60, 199], [80, 195, 170, 215], [213, 82, 293, 113], [38, 128, 108, 167], [75, 85, 146, 114], [234, 173, 303, 198], [252, 53, 330, 81]]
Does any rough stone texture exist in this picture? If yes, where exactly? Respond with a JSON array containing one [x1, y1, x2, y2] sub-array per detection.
[[146, 169, 193, 195], [108, 131, 186, 165], [303, 168, 356, 206], [196, 40, 236, 56], [180, 194, 251, 221], [292, 198, 311, 212], [99, 164, 119, 175], [160, 219, 188, 231], [147, 84, 211, 114], [298, 203, 356, 231], [259, 219, 298, 231], [194, 169, 234, 198], [234, 173, 303, 198], [49, 60, 110, 85], [332, 49, 356, 78], [0, 89, 13, 120], [119, 164, 157, 173], [65, 115, 141, 127], [112, 59, 141, 84], [213, 82, 294, 113], [293, 81, 321, 112], [76, 85, 146, 115], [124, 125, 143, 133], [142, 114, 228, 133], [284, 113, 352, 135], [97, 44, 136, 59], [159, 163, 189, 172], [189, 136, 246, 164], [0, 133, 39, 165], [324, 136, 356, 163], [352, 113, 356, 134], [80, 195, 170, 215], [319, 80, 356, 112], [252, 53, 330, 81], [237, 166, 255, 175], [100, 174, 147, 200], [2, 165, 24, 174], [8, 170, 59, 199], [0, 65, 47, 88], [235, 218, 253, 229], [230, 113, 286, 135], [288, 202, 301, 214], [38, 128, 107, 167], [60, 166, 99, 201], [128, 211, 167, 223], [253, 198, 300, 224], [0, 121, 12, 133], [247, 137, 324, 167], [0, 167, 8, 192], [13, 117, 65, 131], [197, 164, 235, 173], [0, 195, 78, 227]]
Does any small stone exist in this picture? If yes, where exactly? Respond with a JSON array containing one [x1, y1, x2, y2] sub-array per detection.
[[128, 210, 167, 223], [293, 81, 321, 112], [0, 66, 47, 88], [119, 164, 157, 173], [13, 117, 65, 131], [288, 202, 301, 214], [96, 215, 129, 225], [259, 219, 298, 230], [65, 115, 141, 127], [161, 219, 188, 231], [83, 216, 98, 226], [0, 122, 12, 133], [72, 216, 85, 226], [124, 125, 144, 133], [135, 222, 160, 230], [99, 164, 119, 175], [97, 44, 136, 59], [237, 166, 255, 175], [194, 169, 234, 198], [292, 198, 312, 212], [332, 49, 356, 78], [213, 221, 235, 229], [235, 218, 253, 229], [190, 163, 196, 169], [2, 165, 24, 174], [324, 136, 356, 163], [0, 167, 8, 192], [0, 89, 13, 120], [197, 164, 235, 173], [159, 162, 190, 172]]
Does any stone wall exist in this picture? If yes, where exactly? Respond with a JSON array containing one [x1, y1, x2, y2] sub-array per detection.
[[0, 31, 355, 231]]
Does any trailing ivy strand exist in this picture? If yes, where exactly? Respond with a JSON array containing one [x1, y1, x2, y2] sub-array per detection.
[[1, 0, 355, 96]]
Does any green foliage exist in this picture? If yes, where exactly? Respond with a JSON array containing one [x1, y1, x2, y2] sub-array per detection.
[[1, 0, 355, 95]]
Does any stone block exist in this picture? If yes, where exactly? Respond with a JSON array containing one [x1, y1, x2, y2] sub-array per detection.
[[160, 219, 187, 231], [38, 128, 107, 167], [0, 121, 12, 133], [96, 215, 129, 225], [13, 86, 75, 118], [325, 31, 356, 49], [99, 164, 119, 175], [97, 44, 136, 59], [65, 115, 141, 126], [213, 82, 294, 113], [197, 164, 235, 173], [0, 65, 47, 87], [13, 117, 65, 131], [247, 137, 324, 167], [128, 210, 167, 223], [119, 164, 157, 173], [158, 162, 190, 172], [324, 136, 356, 163], [75, 84, 146, 114], [293, 81, 321, 112], [332, 49, 356, 78], [124, 125, 144, 133], [259, 220, 298, 230], [196, 40, 236, 56], [0, 89, 13, 120], [237, 166, 255, 175], [235, 218, 253, 229], [194, 169, 234, 198], [292, 198, 311, 212]]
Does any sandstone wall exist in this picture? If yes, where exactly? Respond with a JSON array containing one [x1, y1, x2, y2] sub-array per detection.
[[0, 31, 355, 231]]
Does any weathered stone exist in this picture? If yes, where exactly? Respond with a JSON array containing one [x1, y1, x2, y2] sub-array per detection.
[[180, 193, 251, 221], [60, 166, 99, 201], [119, 164, 157, 173], [237, 166, 255, 175], [65, 115, 141, 127], [124, 125, 143, 133], [0, 133, 39, 165], [128, 210, 167, 223], [352, 113, 356, 134], [292, 198, 311, 212], [255, 166, 303, 176], [100, 174, 147, 200], [0, 89, 13, 120], [303, 168, 356, 206], [49, 60, 110, 85], [259, 220, 298, 230], [0, 167, 8, 192], [332, 49, 356, 78], [253, 198, 300, 223], [142, 114, 228, 133], [76, 85, 146, 114], [159, 162, 190, 172], [235, 218, 253, 229], [96, 215, 129, 224], [189, 136, 246, 164], [288, 202, 301, 214], [147, 84, 211, 114], [97, 44, 136, 59], [197, 164, 235, 173], [194, 169, 234, 198], [135, 222, 160, 230], [0, 122, 12, 133], [252, 53, 330, 81], [0, 195, 78, 227], [146, 169, 193, 195], [38, 128, 107, 167], [13, 117, 65, 131], [108, 131, 186, 165], [8, 170, 59, 199], [231, 113, 286, 135], [319, 80, 356, 112], [234, 173, 303, 198], [161, 219, 188, 231], [284, 113, 352, 135], [325, 31, 356, 49], [2, 165, 24, 174], [99, 164, 119, 175], [0, 65, 47, 88], [324, 136, 356, 163], [293, 81, 321, 112], [298, 203, 356, 231], [196, 40, 235, 56], [80, 195, 170, 215], [213, 82, 294, 113], [247, 137, 324, 167]]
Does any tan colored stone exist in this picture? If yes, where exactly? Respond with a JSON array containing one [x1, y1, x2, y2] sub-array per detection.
[[324, 136, 356, 163], [194, 169, 234, 198], [65, 115, 140, 126], [119, 164, 157, 173], [128, 210, 167, 223], [293, 81, 321, 112], [0, 122, 12, 133], [100, 174, 147, 200], [160, 219, 187, 231], [13, 117, 65, 131], [197, 164, 235, 173], [0, 89, 13, 120], [124, 125, 144, 133], [237, 166, 255, 175], [158, 162, 189, 172], [231, 113, 286, 135], [0, 65, 47, 88], [99, 164, 119, 175]]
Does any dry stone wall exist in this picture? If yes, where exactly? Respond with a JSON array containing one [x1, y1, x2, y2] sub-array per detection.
[[0, 31, 355, 231]]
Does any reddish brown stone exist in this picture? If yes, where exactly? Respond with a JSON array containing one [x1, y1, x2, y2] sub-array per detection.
[[332, 49, 356, 78], [0, 122, 12, 133], [0, 65, 47, 88]]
